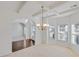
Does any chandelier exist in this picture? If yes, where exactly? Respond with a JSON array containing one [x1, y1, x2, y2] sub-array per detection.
[[36, 6, 49, 31]]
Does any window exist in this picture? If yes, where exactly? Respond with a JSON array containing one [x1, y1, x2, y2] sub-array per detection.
[[71, 24, 79, 45], [48, 25, 55, 40], [58, 24, 68, 41]]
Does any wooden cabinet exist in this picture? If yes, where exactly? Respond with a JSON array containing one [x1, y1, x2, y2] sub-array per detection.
[[12, 40, 24, 52], [26, 39, 32, 48], [12, 39, 35, 52]]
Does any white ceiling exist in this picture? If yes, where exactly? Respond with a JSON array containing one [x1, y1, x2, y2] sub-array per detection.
[[0, 1, 79, 23], [0, 1, 68, 18], [18, 1, 67, 18], [0, 1, 66, 12], [0, 1, 26, 12]]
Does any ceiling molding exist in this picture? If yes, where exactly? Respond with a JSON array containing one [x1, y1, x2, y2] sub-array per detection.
[[16, 1, 27, 13]]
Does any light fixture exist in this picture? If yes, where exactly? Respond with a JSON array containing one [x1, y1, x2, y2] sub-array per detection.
[[36, 6, 49, 31]]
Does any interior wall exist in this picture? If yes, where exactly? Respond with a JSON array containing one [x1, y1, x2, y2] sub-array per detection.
[[12, 21, 31, 41], [35, 13, 72, 45], [0, 10, 18, 56], [35, 28, 42, 45], [12, 23, 24, 41], [47, 10, 79, 54], [69, 11, 79, 54], [47, 15, 70, 43]]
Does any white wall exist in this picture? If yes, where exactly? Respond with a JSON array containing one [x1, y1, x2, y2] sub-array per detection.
[[47, 15, 70, 43], [12, 23, 24, 41], [0, 10, 18, 56], [48, 10, 79, 54], [69, 11, 79, 54]]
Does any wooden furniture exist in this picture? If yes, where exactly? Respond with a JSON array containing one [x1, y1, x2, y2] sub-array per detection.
[[12, 39, 35, 52], [26, 39, 32, 48], [12, 40, 24, 52]]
